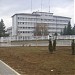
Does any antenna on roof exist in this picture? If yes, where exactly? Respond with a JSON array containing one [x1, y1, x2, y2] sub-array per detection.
[[49, 0, 50, 13], [31, 0, 32, 12], [41, 0, 42, 12]]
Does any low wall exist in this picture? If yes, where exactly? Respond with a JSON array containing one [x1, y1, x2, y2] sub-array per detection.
[[4, 39, 73, 46], [57, 35, 75, 39], [56, 39, 72, 46], [0, 35, 75, 42], [0, 35, 75, 47]]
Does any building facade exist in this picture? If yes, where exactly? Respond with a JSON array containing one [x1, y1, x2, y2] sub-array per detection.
[[11, 12, 71, 40]]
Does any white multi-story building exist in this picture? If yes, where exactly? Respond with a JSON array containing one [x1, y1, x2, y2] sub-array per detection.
[[11, 12, 71, 40]]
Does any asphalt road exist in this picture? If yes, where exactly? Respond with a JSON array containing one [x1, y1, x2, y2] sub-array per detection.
[[0, 60, 20, 75]]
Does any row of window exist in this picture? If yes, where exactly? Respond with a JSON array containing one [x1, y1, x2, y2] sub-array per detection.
[[48, 28, 63, 30], [18, 17, 54, 21], [56, 20, 69, 22], [18, 31, 33, 34], [18, 26, 64, 30], [17, 25, 66, 30], [17, 28, 62, 34], [18, 22, 35, 25], [18, 22, 68, 26], [18, 36, 30, 40], [18, 27, 34, 29], [17, 17, 69, 22]]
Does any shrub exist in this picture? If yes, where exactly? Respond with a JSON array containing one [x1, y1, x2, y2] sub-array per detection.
[[71, 39, 75, 55], [53, 39, 56, 51], [49, 39, 53, 54]]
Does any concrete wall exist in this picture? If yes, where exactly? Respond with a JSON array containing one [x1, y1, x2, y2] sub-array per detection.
[[56, 39, 72, 46], [9, 39, 74, 46], [0, 35, 75, 47], [57, 35, 75, 39]]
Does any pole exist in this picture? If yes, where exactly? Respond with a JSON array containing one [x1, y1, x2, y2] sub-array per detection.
[[31, 0, 32, 12], [41, 0, 42, 12], [49, 0, 50, 12]]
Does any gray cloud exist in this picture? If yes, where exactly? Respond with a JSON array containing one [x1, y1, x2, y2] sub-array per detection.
[[0, 0, 74, 27]]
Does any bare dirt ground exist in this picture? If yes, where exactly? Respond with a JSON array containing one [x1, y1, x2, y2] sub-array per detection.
[[0, 46, 75, 75]]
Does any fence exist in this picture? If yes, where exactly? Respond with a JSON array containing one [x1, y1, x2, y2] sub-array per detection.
[[0, 35, 75, 47]]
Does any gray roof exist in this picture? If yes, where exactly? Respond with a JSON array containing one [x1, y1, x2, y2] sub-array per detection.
[[12, 13, 40, 17], [12, 12, 71, 19], [53, 15, 71, 19]]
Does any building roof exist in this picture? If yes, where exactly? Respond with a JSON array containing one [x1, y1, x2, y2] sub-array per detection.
[[32, 12, 53, 14], [53, 15, 71, 19], [12, 13, 40, 17], [12, 12, 54, 17], [12, 12, 71, 19]]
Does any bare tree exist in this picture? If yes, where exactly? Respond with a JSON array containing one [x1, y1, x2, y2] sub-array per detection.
[[34, 23, 48, 36]]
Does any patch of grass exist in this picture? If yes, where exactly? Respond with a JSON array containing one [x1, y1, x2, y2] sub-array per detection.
[[0, 46, 75, 75]]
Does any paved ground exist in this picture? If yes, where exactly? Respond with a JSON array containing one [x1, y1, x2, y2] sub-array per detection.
[[0, 60, 20, 75]]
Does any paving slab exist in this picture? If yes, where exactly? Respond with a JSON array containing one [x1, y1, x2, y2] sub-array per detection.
[[0, 60, 20, 75]]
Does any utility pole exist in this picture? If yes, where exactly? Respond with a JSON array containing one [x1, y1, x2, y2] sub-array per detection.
[[41, 0, 42, 12], [31, 0, 32, 12], [49, 0, 50, 13]]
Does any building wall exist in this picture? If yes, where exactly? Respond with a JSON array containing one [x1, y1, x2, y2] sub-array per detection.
[[11, 12, 71, 40], [12, 15, 18, 36]]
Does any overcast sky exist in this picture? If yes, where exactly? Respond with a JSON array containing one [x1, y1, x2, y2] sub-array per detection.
[[0, 0, 74, 28]]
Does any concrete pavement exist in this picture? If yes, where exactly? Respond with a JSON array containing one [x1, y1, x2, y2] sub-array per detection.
[[0, 60, 20, 75]]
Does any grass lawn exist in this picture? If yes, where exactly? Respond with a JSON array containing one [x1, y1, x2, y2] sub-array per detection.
[[0, 46, 75, 75]]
